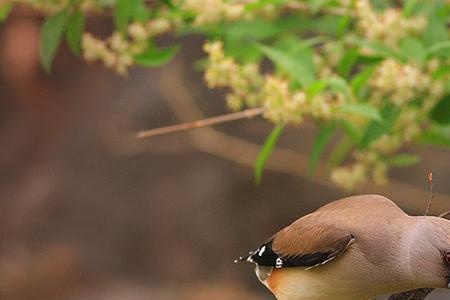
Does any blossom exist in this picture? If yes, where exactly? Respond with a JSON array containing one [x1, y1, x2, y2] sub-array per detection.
[[370, 59, 428, 106], [355, 0, 426, 47], [331, 163, 368, 191], [262, 76, 306, 124], [203, 41, 263, 111]]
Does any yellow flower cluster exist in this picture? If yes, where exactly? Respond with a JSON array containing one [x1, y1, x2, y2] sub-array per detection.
[[328, 58, 448, 190], [370, 59, 429, 106], [332, 148, 390, 190], [180, 0, 279, 25], [331, 163, 367, 190], [370, 134, 402, 155], [182, 0, 245, 25], [82, 19, 171, 75], [82, 32, 133, 75], [314, 92, 347, 120], [262, 78, 347, 124], [355, 0, 426, 48], [203, 41, 348, 124], [369, 109, 423, 153], [331, 108, 425, 189], [394, 108, 422, 143], [333, 95, 441, 189], [203, 41, 263, 111], [12, 0, 446, 190], [262, 76, 307, 124]]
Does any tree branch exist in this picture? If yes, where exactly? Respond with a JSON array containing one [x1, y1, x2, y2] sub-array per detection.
[[136, 107, 265, 139], [148, 60, 450, 214]]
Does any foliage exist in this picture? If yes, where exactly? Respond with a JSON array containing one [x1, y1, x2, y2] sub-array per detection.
[[255, 124, 284, 184], [2, 0, 450, 190]]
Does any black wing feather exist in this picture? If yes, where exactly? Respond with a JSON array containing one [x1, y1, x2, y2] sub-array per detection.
[[241, 241, 332, 268]]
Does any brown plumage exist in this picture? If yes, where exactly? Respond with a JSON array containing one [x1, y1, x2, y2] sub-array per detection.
[[272, 223, 353, 260], [240, 194, 450, 300]]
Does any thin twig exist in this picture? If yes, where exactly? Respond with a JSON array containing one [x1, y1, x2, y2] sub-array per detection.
[[424, 172, 434, 216], [136, 107, 265, 139]]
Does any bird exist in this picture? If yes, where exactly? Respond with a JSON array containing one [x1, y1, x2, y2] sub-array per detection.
[[237, 194, 450, 300]]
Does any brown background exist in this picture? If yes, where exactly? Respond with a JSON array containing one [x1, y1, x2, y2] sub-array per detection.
[[0, 15, 449, 300]]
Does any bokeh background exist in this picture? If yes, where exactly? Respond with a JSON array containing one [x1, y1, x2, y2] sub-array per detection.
[[1, 13, 450, 300]]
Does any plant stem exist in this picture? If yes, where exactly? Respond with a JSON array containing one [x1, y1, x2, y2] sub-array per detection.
[[136, 107, 265, 139]]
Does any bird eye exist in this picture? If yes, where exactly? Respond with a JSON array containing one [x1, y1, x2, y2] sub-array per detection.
[[444, 251, 450, 265]]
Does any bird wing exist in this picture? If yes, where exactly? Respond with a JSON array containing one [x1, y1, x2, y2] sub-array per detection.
[[245, 216, 354, 269]]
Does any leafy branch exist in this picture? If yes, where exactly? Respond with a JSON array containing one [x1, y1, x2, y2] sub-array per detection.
[[2, 0, 450, 190]]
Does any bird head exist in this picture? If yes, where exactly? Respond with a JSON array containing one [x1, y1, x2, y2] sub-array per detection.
[[410, 216, 450, 289]]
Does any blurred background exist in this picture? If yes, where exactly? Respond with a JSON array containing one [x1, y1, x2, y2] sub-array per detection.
[[1, 13, 450, 300]]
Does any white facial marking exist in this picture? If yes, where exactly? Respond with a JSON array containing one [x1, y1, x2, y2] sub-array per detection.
[[258, 246, 266, 256], [448, 282, 450, 289], [276, 257, 283, 268]]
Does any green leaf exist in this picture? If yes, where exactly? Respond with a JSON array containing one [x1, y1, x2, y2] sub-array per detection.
[[349, 38, 406, 62], [432, 65, 450, 79], [306, 80, 327, 99], [337, 103, 383, 122], [255, 43, 315, 87], [305, 77, 349, 100], [245, 0, 285, 11], [287, 36, 329, 51], [400, 38, 425, 65], [292, 47, 316, 81], [114, 0, 140, 32], [0, 3, 12, 22], [340, 120, 361, 143], [418, 126, 450, 148], [226, 19, 281, 41], [423, 6, 448, 47], [160, 0, 174, 8], [308, 0, 333, 13], [403, 0, 419, 17], [430, 94, 450, 125], [328, 136, 353, 167], [133, 0, 151, 22], [225, 42, 261, 62], [324, 76, 349, 96], [359, 105, 400, 148], [309, 123, 336, 176], [39, 10, 69, 73], [134, 45, 180, 67], [351, 65, 376, 97], [224, 19, 288, 62], [426, 41, 450, 57], [336, 15, 351, 37], [300, 15, 343, 35], [66, 11, 85, 55], [388, 154, 420, 167], [254, 124, 284, 185], [338, 48, 358, 77]]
